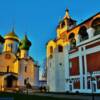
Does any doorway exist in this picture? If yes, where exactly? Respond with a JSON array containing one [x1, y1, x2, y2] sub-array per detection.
[[5, 75, 17, 88]]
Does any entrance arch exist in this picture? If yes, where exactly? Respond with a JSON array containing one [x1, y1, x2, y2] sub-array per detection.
[[4, 75, 17, 88]]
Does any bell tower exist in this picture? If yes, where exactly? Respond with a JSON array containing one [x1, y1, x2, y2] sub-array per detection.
[[57, 8, 77, 38]]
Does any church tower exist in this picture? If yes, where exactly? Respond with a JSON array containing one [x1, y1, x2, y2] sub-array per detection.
[[3, 29, 19, 53], [57, 9, 76, 38], [19, 35, 31, 58]]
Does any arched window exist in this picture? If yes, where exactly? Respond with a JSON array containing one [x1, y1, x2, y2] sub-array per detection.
[[7, 66, 9, 73], [69, 33, 75, 40], [50, 46, 53, 54], [68, 33, 76, 49], [91, 18, 100, 36], [78, 26, 88, 41], [49, 46, 53, 58], [58, 45, 63, 52], [61, 21, 65, 28], [25, 66, 27, 72]]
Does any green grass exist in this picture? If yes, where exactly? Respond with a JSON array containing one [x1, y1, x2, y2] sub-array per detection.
[[0, 92, 76, 100]]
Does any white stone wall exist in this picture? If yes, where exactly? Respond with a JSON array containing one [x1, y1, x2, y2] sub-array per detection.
[[47, 55, 56, 91], [47, 47, 68, 92]]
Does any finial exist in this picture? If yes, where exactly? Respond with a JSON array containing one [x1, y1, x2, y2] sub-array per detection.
[[64, 8, 70, 19], [65, 8, 69, 12], [12, 17, 15, 33], [12, 26, 15, 33]]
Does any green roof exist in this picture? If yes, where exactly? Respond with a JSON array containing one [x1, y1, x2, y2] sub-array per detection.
[[0, 35, 5, 43], [19, 35, 31, 50]]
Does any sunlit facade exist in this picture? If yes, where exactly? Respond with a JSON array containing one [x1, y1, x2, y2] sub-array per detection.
[[46, 9, 100, 93], [0, 30, 39, 92]]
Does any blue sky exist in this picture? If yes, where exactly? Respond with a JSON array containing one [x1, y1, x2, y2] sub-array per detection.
[[0, 0, 100, 68]]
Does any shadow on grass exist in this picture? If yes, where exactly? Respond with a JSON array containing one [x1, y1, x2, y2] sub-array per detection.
[[0, 92, 76, 100]]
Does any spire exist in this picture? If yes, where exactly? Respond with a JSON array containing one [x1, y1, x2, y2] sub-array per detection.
[[12, 25, 15, 33], [64, 8, 70, 19]]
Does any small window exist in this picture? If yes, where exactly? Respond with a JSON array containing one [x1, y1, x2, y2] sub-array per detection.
[[58, 45, 63, 52], [24, 79, 27, 85], [50, 46, 53, 54], [8, 44, 11, 48], [69, 33, 76, 50], [7, 66, 9, 72], [25, 66, 27, 72], [61, 21, 65, 28], [59, 63, 62, 66]]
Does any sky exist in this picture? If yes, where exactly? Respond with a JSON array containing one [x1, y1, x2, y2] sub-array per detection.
[[0, 0, 100, 71]]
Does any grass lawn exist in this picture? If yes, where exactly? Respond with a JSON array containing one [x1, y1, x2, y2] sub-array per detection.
[[0, 92, 75, 100]]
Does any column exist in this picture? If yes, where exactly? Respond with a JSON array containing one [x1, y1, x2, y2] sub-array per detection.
[[79, 47, 84, 91], [83, 46, 88, 91]]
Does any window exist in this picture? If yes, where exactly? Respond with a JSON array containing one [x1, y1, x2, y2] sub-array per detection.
[[61, 21, 65, 28], [58, 45, 63, 52], [7, 44, 13, 52], [25, 66, 27, 72], [68, 33, 76, 50], [24, 79, 27, 85], [7, 66, 9, 72], [69, 33, 75, 40], [8, 44, 11, 48], [91, 18, 100, 36], [49, 46, 53, 58], [78, 26, 88, 41], [59, 63, 62, 66], [50, 46, 53, 54]]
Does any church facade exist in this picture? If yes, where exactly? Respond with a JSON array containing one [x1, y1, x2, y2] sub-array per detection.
[[0, 30, 39, 92], [46, 9, 100, 93]]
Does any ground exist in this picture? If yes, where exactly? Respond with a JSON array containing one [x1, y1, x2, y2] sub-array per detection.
[[0, 92, 100, 100]]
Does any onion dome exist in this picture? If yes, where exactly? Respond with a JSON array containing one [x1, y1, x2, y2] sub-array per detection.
[[19, 35, 31, 50], [4, 29, 19, 42], [0, 35, 5, 44]]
